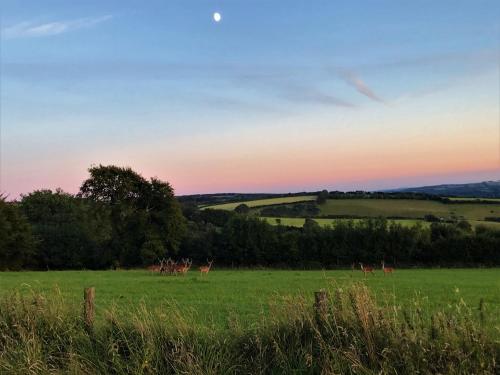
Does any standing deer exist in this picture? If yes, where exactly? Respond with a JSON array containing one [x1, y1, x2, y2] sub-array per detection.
[[160, 258, 176, 275], [175, 258, 192, 275], [359, 263, 375, 276], [199, 259, 214, 275], [381, 261, 394, 275]]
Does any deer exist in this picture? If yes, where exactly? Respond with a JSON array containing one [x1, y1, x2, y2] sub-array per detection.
[[160, 258, 176, 275], [199, 259, 214, 276], [147, 264, 161, 273], [359, 262, 375, 277], [381, 261, 394, 276], [174, 258, 192, 275]]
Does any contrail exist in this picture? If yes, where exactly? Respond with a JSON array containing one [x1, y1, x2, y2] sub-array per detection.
[[338, 69, 384, 103]]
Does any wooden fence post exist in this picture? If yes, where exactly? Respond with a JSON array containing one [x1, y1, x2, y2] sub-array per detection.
[[314, 290, 328, 319], [84, 287, 95, 331]]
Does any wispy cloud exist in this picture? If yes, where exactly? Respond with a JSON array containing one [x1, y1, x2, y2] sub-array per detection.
[[2, 15, 113, 39], [234, 73, 356, 108], [337, 69, 384, 103]]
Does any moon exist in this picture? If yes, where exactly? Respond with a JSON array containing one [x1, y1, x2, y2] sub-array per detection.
[[213, 12, 222, 23]]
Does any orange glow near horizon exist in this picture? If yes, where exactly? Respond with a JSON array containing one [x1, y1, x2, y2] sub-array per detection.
[[2, 80, 498, 198]]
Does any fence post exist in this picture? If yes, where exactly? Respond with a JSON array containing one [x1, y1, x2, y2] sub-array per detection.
[[84, 287, 95, 332], [314, 290, 328, 319]]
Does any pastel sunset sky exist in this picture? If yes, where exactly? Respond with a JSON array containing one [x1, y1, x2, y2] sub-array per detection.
[[1, 0, 499, 197]]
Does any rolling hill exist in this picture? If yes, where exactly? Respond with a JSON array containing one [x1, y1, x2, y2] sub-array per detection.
[[389, 181, 500, 198]]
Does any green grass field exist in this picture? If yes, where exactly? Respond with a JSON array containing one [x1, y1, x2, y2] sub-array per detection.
[[448, 197, 500, 202], [201, 195, 316, 210], [319, 199, 500, 221], [1, 269, 499, 330], [262, 217, 500, 229], [263, 217, 429, 228]]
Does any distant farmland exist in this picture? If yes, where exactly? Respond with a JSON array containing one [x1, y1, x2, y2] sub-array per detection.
[[318, 199, 500, 221], [447, 197, 500, 202], [202, 195, 316, 210], [203, 196, 500, 228], [262, 217, 500, 229], [263, 217, 428, 228]]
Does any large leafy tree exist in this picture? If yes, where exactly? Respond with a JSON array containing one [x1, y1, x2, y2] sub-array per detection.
[[79, 165, 186, 266], [0, 198, 36, 270]]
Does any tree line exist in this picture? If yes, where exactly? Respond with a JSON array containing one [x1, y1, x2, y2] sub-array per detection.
[[1, 165, 500, 270], [180, 210, 500, 268]]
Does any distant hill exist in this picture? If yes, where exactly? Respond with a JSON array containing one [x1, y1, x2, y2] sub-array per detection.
[[389, 181, 500, 198], [178, 181, 500, 205]]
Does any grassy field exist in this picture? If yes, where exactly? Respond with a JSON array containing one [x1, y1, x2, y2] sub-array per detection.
[[448, 197, 500, 202], [263, 217, 429, 228], [319, 199, 500, 221], [262, 216, 500, 229], [1, 269, 498, 373], [1, 269, 499, 330], [201, 195, 316, 210]]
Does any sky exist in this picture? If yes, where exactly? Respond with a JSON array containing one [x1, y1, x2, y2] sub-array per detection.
[[1, 0, 499, 197]]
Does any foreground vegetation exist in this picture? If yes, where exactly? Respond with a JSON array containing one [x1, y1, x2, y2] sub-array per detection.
[[1, 269, 499, 329], [0, 283, 497, 374]]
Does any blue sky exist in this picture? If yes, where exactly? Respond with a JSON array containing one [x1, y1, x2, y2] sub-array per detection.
[[1, 0, 499, 196]]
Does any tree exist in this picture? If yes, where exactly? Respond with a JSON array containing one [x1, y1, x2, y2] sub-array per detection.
[[79, 165, 186, 266], [316, 190, 329, 205], [424, 214, 440, 222], [456, 220, 472, 233], [234, 203, 250, 215], [303, 217, 320, 231], [0, 198, 35, 270], [79, 165, 148, 205]]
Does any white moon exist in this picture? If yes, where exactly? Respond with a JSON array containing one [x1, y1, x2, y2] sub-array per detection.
[[213, 12, 221, 22]]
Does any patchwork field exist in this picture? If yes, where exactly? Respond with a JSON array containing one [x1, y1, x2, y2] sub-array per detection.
[[318, 199, 500, 220], [201, 195, 315, 210], [1, 269, 499, 330], [203, 196, 500, 228]]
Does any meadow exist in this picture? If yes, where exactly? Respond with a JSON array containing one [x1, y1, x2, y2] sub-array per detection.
[[262, 216, 500, 229], [1, 269, 499, 330], [1, 269, 499, 373], [318, 199, 500, 220], [448, 197, 500, 202]]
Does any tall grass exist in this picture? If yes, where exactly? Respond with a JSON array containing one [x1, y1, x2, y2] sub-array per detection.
[[0, 285, 498, 374]]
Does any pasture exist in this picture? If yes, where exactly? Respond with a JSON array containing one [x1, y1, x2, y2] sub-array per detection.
[[262, 216, 500, 229], [447, 197, 500, 202], [263, 217, 429, 228], [318, 198, 500, 221], [201, 195, 316, 210], [1, 269, 499, 330]]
